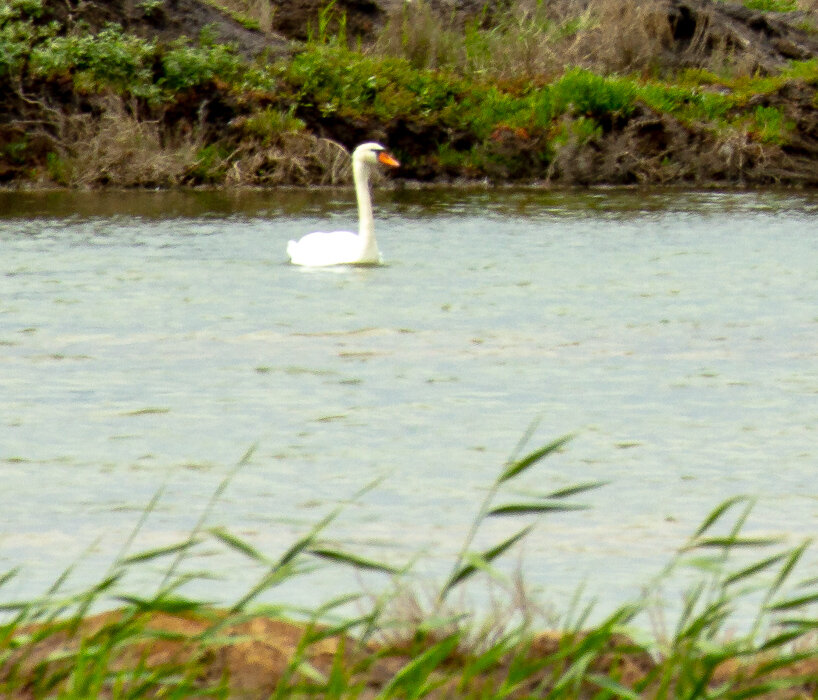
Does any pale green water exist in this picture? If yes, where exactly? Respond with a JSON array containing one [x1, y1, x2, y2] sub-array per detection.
[[1, 188, 817, 615]]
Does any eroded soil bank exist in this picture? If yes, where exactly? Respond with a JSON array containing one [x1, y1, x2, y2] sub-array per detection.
[[2, 0, 818, 188], [4, 609, 817, 699]]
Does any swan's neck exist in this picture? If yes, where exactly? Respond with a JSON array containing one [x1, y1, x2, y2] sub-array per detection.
[[353, 159, 377, 258]]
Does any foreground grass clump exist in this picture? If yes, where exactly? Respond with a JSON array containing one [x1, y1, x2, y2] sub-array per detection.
[[1, 438, 817, 698]]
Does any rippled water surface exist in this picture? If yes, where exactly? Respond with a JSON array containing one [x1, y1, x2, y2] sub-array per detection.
[[1, 188, 817, 615]]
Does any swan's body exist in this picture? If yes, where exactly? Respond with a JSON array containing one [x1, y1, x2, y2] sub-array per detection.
[[287, 142, 399, 267]]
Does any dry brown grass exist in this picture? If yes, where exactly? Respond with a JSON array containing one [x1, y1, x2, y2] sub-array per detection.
[[373, 0, 677, 79], [567, 0, 675, 72], [797, 0, 818, 16], [46, 97, 201, 188], [372, 0, 466, 71], [374, 0, 818, 79], [228, 134, 352, 185], [40, 101, 377, 188]]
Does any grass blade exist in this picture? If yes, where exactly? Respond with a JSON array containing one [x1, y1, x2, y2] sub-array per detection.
[[309, 547, 399, 574], [766, 591, 818, 612], [724, 552, 790, 587], [692, 496, 751, 539], [683, 536, 783, 551], [586, 672, 642, 699], [776, 618, 818, 629], [120, 539, 201, 565], [279, 509, 339, 569], [380, 633, 460, 698], [488, 502, 587, 516], [756, 629, 808, 652], [0, 567, 20, 589], [160, 444, 255, 589], [112, 484, 166, 568], [442, 525, 532, 596], [209, 527, 270, 564], [545, 480, 608, 499], [498, 434, 573, 484], [767, 539, 811, 600], [230, 510, 340, 613]]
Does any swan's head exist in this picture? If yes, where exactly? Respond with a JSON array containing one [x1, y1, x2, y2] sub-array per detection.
[[353, 142, 400, 169]]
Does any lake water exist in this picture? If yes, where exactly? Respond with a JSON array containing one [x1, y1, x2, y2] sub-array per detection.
[[1, 188, 817, 622]]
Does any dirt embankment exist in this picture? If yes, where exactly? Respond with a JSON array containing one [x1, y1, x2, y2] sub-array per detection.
[[4, 609, 817, 699], [43, 0, 290, 57], [321, 0, 818, 186], [2, 0, 818, 187]]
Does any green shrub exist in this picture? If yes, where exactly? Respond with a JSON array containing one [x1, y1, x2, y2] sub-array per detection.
[[30, 23, 157, 96], [27, 22, 254, 101], [137, 0, 164, 16], [284, 46, 393, 115], [242, 106, 305, 142], [530, 69, 637, 129], [160, 39, 243, 91], [550, 68, 637, 118], [749, 104, 794, 143], [3, 137, 29, 164], [189, 143, 232, 182], [46, 151, 71, 185], [743, 0, 797, 11], [552, 115, 603, 148], [0, 21, 33, 76], [783, 58, 818, 83], [0, 0, 43, 24], [638, 82, 733, 123], [0, 2, 58, 78]]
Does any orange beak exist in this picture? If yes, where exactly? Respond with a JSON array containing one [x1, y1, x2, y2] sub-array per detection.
[[377, 151, 400, 168]]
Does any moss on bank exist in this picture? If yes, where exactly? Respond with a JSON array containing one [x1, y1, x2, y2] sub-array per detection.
[[1, 0, 818, 187]]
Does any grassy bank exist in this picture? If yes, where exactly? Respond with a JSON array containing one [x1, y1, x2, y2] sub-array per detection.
[[2, 439, 817, 698], [2, 0, 818, 187]]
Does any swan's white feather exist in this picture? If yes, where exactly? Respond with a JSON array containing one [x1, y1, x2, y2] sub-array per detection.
[[286, 230, 382, 267]]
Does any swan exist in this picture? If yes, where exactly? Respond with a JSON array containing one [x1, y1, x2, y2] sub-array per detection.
[[286, 142, 400, 267]]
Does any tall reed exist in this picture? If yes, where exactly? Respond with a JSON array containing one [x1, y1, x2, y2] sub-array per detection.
[[1, 436, 816, 698]]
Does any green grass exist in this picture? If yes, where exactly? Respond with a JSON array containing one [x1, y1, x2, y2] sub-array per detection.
[[742, 0, 799, 11], [1, 437, 817, 698]]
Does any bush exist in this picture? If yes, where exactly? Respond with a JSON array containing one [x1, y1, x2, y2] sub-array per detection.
[[160, 38, 243, 92], [749, 104, 794, 143], [550, 68, 637, 119], [743, 0, 798, 10], [242, 106, 305, 143], [0, 0, 43, 24], [638, 82, 733, 123], [30, 23, 157, 97], [0, 21, 34, 77]]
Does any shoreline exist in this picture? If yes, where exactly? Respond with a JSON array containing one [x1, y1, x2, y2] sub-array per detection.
[[3, 1, 818, 190], [4, 179, 818, 193]]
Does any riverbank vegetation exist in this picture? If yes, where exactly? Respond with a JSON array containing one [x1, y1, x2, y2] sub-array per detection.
[[2, 439, 817, 698], [1, 0, 818, 187]]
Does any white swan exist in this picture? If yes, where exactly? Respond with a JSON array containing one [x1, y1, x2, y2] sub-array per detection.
[[287, 142, 400, 267]]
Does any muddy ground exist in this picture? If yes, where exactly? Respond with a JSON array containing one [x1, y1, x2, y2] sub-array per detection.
[[4, 609, 817, 699]]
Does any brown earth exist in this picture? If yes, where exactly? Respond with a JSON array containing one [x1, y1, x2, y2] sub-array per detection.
[[2, 0, 818, 184], [43, 0, 290, 58], [3, 609, 817, 699], [31, 0, 818, 69], [276, 0, 818, 75]]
